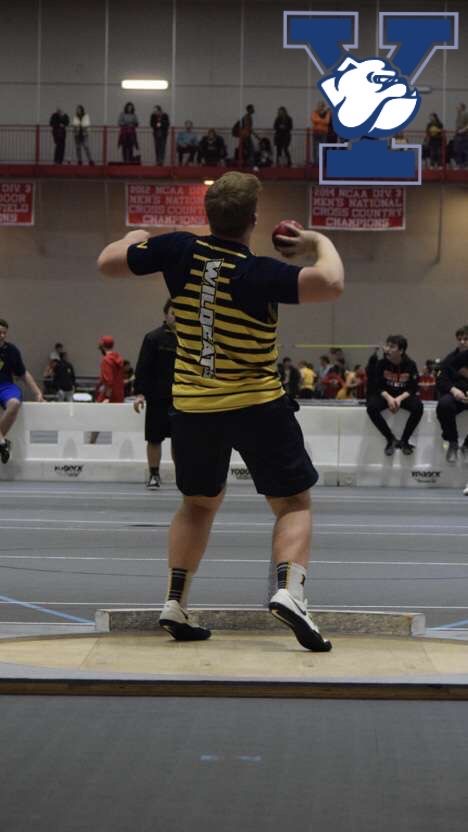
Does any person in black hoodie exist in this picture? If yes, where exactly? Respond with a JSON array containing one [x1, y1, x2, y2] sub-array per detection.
[[133, 299, 177, 488], [366, 334, 423, 456], [49, 108, 70, 164], [436, 349, 468, 463], [150, 105, 170, 165]]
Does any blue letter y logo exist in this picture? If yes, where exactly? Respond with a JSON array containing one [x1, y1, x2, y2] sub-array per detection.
[[284, 11, 459, 185]]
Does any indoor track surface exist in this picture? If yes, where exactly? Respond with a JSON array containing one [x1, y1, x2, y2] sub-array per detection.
[[1, 481, 468, 635]]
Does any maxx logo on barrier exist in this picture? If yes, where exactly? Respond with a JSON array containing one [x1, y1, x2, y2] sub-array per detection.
[[284, 12, 459, 185]]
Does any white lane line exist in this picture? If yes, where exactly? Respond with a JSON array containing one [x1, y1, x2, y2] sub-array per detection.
[[0, 602, 467, 610], [1, 526, 468, 538], [0, 556, 468, 567], [2, 517, 468, 531], [0, 489, 466, 504]]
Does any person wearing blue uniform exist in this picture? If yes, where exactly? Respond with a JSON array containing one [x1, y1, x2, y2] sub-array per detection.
[[0, 318, 44, 464], [97, 172, 344, 652]]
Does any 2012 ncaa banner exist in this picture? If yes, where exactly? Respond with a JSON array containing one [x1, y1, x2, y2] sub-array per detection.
[[0, 182, 35, 226], [309, 186, 405, 230], [126, 184, 208, 227]]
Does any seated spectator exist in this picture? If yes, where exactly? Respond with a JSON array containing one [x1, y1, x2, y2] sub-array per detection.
[[353, 364, 367, 399], [49, 108, 69, 164], [176, 120, 198, 165], [441, 325, 468, 369], [198, 129, 226, 165], [436, 350, 468, 463], [321, 369, 345, 399], [73, 105, 94, 165], [52, 352, 76, 402], [418, 360, 436, 401], [336, 367, 360, 400], [150, 105, 170, 165], [273, 106, 293, 166], [123, 359, 135, 398], [278, 356, 301, 399], [366, 335, 423, 456], [255, 137, 273, 168], [298, 361, 316, 399], [118, 102, 139, 163]]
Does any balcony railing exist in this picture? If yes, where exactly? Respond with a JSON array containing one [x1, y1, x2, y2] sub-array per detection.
[[0, 125, 461, 174]]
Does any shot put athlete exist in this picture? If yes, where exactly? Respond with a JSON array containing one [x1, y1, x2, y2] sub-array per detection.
[[97, 172, 344, 651]]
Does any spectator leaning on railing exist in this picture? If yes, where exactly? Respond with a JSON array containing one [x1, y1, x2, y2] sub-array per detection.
[[49, 107, 69, 164], [72, 105, 94, 166], [150, 105, 170, 165], [273, 107, 293, 167], [454, 102, 468, 169], [118, 102, 139, 163]]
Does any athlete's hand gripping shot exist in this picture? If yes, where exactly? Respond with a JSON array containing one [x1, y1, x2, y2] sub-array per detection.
[[97, 172, 344, 651]]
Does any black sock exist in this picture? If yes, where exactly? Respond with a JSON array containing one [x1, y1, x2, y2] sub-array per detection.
[[167, 568, 191, 605], [150, 466, 159, 476]]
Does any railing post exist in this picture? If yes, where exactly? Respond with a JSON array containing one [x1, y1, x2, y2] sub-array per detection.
[[306, 128, 311, 166], [35, 124, 40, 164], [170, 127, 175, 165], [102, 126, 108, 166]]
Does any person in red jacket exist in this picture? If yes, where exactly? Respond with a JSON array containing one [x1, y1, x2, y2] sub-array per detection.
[[96, 335, 124, 403]]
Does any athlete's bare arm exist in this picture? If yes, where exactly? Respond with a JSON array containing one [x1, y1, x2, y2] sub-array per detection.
[[97, 229, 150, 277], [275, 226, 344, 304]]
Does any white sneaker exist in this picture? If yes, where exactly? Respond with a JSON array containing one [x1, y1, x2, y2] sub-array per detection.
[[269, 588, 332, 652], [159, 599, 211, 642], [463, 484, 468, 496]]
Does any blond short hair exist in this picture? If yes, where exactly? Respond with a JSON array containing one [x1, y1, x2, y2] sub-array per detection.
[[205, 172, 261, 238]]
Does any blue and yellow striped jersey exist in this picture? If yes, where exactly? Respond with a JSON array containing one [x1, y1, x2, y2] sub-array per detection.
[[128, 232, 300, 413]]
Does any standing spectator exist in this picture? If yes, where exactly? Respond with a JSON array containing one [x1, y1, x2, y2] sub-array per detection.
[[52, 352, 76, 402], [150, 105, 170, 165], [49, 108, 69, 164], [436, 351, 468, 462], [317, 354, 332, 396], [321, 368, 345, 399], [330, 346, 347, 374], [298, 361, 316, 399], [95, 336, 124, 403], [176, 120, 198, 165], [255, 136, 273, 168], [198, 129, 226, 165], [418, 360, 436, 401], [336, 367, 360, 400], [366, 335, 423, 456], [278, 356, 301, 399], [118, 102, 139, 163], [425, 113, 443, 168], [0, 318, 44, 464], [273, 106, 293, 166], [49, 342, 65, 362], [239, 104, 258, 167], [123, 360, 135, 398], [454, 103, 468, 169], [72, 105, 94, 165], [133, 300, 177, 489], [354, 365, 367, 399], [311, 100, 330, 164]]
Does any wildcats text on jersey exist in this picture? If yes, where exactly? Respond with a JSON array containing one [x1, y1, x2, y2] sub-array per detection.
[[199, 259, 222, 378]]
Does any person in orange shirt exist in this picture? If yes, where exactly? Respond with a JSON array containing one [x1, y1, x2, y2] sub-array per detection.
[[311, 100, 331, 164]]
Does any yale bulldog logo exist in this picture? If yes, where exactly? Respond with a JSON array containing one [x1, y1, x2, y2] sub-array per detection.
[[284, 11, 459, 185], [319, 56, 420, 140]]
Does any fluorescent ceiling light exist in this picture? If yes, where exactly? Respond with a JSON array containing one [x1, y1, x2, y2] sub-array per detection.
[[203, 180, 215, 185], [121, 79, 169, 90]]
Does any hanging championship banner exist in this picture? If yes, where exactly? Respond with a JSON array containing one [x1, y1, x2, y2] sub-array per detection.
[[309, 186, 405, 231], [0, 182, 35, 226], [126, 183, 208, 227]]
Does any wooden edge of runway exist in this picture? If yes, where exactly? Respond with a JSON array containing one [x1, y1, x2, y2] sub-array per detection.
[[1, 678, 468, 700]]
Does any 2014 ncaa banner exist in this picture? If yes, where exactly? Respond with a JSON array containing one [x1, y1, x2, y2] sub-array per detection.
[[309, 186, 405, 231], [0, 182, 35, 226], [126, 183, 208, 227]]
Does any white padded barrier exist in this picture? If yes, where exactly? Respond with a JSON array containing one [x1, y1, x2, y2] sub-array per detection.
[[1, 402, 467, 487]]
